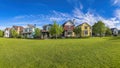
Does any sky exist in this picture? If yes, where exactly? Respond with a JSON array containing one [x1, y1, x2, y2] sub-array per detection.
[[0, 0, 120, 29]]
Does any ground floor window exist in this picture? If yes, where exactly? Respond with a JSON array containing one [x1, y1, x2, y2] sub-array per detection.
[[67, 32, 72, 35], [84, 30, 88, 36]]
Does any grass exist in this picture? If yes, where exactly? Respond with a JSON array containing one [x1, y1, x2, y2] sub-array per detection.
[[0, 37, 120, 68]]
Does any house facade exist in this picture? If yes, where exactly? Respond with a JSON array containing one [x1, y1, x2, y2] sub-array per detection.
[[78, 23, 92, 37], [22, 24, 36, 38], [12, 26, 24, 35], [4, 28, 11, 38], [111, 28, 118, 36], [63, 20, 75, 37], [42, 24, 52, 39]]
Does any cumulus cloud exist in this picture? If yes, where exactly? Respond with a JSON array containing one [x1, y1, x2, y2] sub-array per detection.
[[72, 7, 120, 29]]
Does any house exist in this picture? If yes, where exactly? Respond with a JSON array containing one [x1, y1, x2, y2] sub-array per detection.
[[41, 24, 52, 39], [77, 23, 92, 37], [22, 24, 36, 38], [118, 30, 120, 35], [4, 28, 11, 38], [111, 28, 118, 36], [63, 20, 75, 37], [12, 26, 24, 35]]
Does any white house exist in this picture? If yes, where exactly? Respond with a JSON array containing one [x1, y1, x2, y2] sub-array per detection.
[[4, 28, 11, 38], [22, 24, 36, 38], [111, 28, 118, 36]]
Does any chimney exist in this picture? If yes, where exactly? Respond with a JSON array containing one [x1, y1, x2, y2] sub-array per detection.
[[73, 19, 76, 24]]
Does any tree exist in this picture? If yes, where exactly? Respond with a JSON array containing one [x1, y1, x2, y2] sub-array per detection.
[[105, 27, 112, 36], [49, 21, 63, 39], [92, 21, 106, 37], [74, 26, 81, 38], [0, 30, 4, 37], [34, 28, 41, 38], [58, 25, 63, 36], [10, 29, 18, 38]]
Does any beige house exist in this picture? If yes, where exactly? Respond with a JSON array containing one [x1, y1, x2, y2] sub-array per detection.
[[78, 23, 92, 37], [12, 26, 24, 35]]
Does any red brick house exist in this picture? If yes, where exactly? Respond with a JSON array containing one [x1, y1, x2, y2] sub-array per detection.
[[63, 20, 75, 37]]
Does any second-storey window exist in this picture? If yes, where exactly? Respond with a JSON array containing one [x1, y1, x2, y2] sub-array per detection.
[[85, 26, 88, 29]]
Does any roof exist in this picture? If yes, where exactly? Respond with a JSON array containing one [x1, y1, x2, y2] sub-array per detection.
[[25, 24, 36, 28], [111, 28, 118, 31], [43, 24, 52, 27], [12, 26, 24, 30], [5, 28, 11, 31], [77, 22, 91, 27], [63, 20, 75, 26]]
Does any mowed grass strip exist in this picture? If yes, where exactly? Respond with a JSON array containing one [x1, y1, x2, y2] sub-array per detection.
[[0, 38, 120, 68]]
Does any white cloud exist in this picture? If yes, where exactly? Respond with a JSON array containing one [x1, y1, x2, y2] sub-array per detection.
[[112, 0, 120, 6], [1, 5, 120, 30], [102, 18, 119, 28], [73, 8, 98, 25], [0, 26, 11, 30], [72, 7, 120, 29], [114, 9, 120, 19]]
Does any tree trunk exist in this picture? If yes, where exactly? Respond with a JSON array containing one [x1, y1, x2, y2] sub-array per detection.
[[55, 34, 57, 39]]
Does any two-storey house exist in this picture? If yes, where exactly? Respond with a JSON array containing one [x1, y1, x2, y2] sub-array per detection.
[[111, 28, 118, 36], [12, 26, 24, 35], [22, 24, 36, 38], [63, 20, 75, 37], [42, 24, 52, 39], [4, 28, 11, 38], [77, 23, 92, 37]]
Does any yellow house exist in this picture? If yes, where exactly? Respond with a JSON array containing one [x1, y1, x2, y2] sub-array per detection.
[[78, 23, 92, 37]]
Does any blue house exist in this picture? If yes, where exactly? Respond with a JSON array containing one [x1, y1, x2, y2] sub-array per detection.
[[42, 24, 52, 39]]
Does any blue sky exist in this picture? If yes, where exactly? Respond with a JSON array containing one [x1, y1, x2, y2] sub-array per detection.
[[0, 0, 120, 29]]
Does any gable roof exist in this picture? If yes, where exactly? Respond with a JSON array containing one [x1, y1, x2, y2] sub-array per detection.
[[43, 24, 52, 27], [12, 26, 24, 30], [111, 28, 118, 31], [63, 20, 75, 26], [26, 24, 36, 28], [5, 28, 11, 31], [77, 22, 91, 27]]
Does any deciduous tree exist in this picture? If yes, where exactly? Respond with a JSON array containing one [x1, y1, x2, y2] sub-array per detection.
[[105, 27, 112, 36], [74, 26, 81, 38], [49, 21, 63, 39], [10, 29, 18, 38], [0, 30, 4, 37], [34, 28, 41, 38], [92, 21, 106, 37]]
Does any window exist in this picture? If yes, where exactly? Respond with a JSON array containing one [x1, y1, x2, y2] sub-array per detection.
[[29, 28, 32, 32], [68, 32, 72, 35], [85, 26, 88, 29], [84, 30, 88, 36]]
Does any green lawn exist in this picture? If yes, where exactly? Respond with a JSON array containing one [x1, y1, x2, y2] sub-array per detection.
[[0, 37, 120, 68]]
